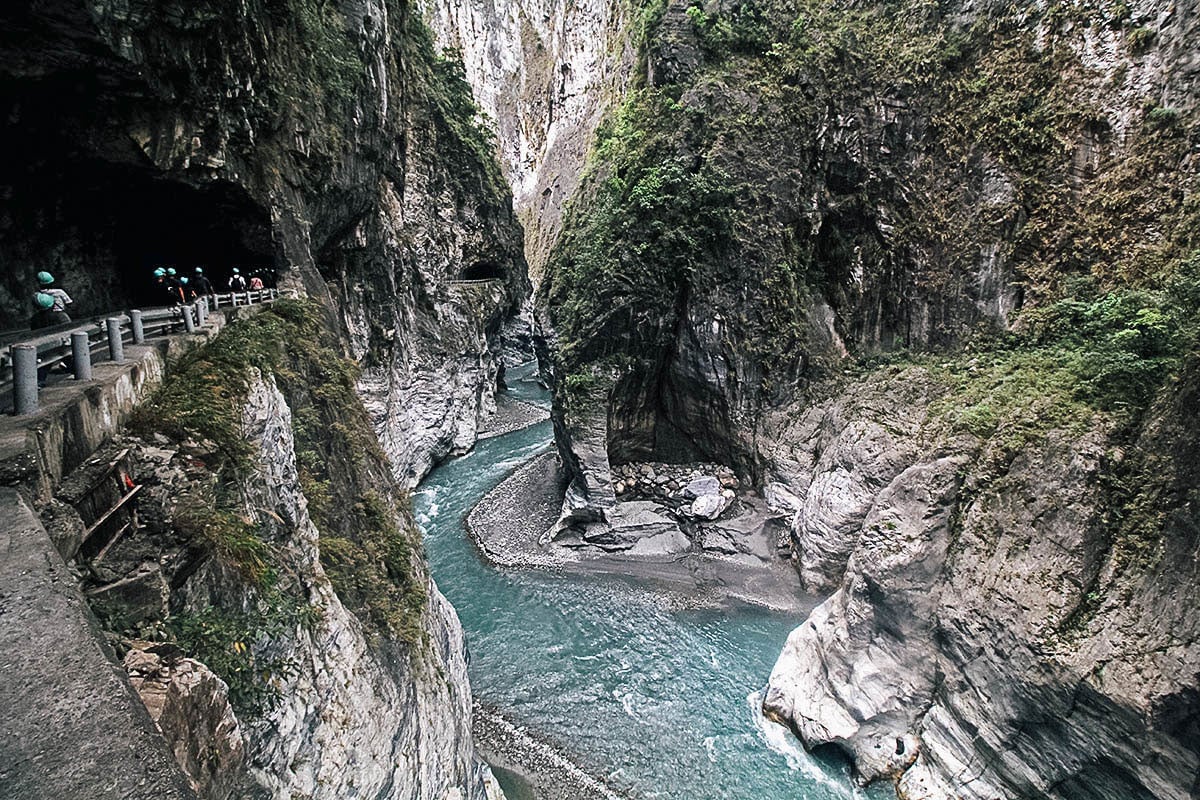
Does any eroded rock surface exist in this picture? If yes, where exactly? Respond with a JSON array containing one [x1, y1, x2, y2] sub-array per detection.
[[763, 365, 1200, 799]]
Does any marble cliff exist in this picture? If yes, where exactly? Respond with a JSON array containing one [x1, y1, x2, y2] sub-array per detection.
[[428, 0, 1200, 796], [0, 1, 529, 797]]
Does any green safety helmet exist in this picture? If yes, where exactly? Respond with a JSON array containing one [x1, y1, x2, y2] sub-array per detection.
[[195, 267, 204, 273], [154, 268, 166, 277], [37, 271, 53, 285], [167, 268, 177, 276], [232, 267, 240, 274], [34, 292, 55, 309], [180, 276, 189, 284]]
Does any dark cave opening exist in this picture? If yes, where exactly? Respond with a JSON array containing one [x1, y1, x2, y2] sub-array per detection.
[[0, 71, 274, 329], [460, 261, 506, 281], [0, 157, 274, 327]]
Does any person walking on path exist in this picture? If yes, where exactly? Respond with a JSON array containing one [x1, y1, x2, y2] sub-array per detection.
[[248, 273, 264, 291], [35, 271, 73, 314], [193, 267, 215, 298], [153, 268, 173, 304], [228, 268, 247, 292], [30, 292, 71, 386], [165, 268, 186, 304]]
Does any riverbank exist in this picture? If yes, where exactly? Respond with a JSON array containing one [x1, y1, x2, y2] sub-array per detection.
[[466, 451, 813, 614], [473, 700, 630, 800], [479, 393, 550, 440]]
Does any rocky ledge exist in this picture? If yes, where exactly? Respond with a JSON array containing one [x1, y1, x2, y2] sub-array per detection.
[[468, 452, 809, 611]]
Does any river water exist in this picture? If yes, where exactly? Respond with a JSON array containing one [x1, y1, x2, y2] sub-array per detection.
[[413, 367, 885, 800]]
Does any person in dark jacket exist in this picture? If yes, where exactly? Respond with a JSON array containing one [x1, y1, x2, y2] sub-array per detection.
[[228, 268, 247, 292], [193, 267, 215, 298], [165, 268, 185, 304]]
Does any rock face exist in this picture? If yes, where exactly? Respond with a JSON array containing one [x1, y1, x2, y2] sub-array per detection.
[[535, 0, 1200, 533], [421, 0, 636, 277], [0, 0, 529, 485], [1, 5, 528, 787], [125, 647, 250, 800], [761, 363, 1200, 799], [235, 373, 497, 800], [516, 0, 1199, 795], [78, 360, 502, 800]]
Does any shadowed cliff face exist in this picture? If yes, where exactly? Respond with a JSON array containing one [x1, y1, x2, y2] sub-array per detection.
[[537, 0, 1199, 513], [0, 3, 527, 799], [0, 0, 529, 480]]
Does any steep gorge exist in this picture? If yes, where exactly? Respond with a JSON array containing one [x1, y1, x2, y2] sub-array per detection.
[[451, 0, 1200, 797]]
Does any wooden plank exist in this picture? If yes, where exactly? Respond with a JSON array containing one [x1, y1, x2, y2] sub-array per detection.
[[80, 484, 141, 543]]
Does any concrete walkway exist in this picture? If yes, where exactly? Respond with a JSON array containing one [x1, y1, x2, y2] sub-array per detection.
[[0, 488, 196, 800], [0, 311, 243, 799]]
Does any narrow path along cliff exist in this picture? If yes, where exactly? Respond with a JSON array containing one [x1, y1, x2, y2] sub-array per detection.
[[414, 363, 889, 800]]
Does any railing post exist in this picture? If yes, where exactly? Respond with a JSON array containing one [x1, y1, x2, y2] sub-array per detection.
[[197, 299, 208, 326], [212, 293, 221, 309], [230, 292, 239, 307], [244, 291, 252, 306], [71, 331, 92, 381], [129, 309, 145, 344], [106, 318, 125, 363], [182, 303, 196, 333], [11, 344, 38, 415]]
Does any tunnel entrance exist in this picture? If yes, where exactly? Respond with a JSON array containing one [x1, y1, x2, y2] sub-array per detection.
[[460, 261, 506, 281], [0, 75, 274, 328]]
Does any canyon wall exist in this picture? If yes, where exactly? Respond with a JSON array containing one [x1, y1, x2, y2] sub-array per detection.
[[0, 0, 528, 483], [523, 0, 1199, 796], [0, 1, 529, 797], [421, 0, 636, 278]]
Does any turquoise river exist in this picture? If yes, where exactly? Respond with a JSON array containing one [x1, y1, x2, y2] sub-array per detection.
[[413, 366, 887, 800]]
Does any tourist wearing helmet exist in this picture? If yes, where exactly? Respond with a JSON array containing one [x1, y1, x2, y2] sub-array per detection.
[[35, 271, 73, 314], [228, 267, 247, 292], [193, 267, 215, 298], [164, 267, 185, 303], [30, 291, 72, 386]]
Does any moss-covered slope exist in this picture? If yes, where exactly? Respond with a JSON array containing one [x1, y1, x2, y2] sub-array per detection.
[[540, 0, 1198, 476]]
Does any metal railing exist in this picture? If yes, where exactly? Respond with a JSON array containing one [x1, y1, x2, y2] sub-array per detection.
[[3, 289, 278, 415]]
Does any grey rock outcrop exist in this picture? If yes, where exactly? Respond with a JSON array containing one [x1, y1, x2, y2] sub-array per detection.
[[763, 363, 1200, 799], [93, 371, 503, 800], [231, 373, 494, 800], [124, 647, 249, 800]]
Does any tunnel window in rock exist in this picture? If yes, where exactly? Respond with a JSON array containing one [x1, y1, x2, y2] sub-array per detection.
[[0, 77, 274, 327], [459, 261, 505, 281]]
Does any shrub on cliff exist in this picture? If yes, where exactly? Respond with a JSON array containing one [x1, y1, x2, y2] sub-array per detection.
[[133, 299, 430, 710]]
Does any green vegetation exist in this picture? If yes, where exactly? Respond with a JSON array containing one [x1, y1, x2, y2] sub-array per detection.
[[316, 493, 426, 644], [167, 596, 315, 716], [923, 268, 1197, 443], [425, 45, 508, 198], [135, 299, 429, 710], [265, 0, 367, 115], [174, 508, 275, 586], [548, 90, 734, 368], [545, 0, 1197, 444]]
